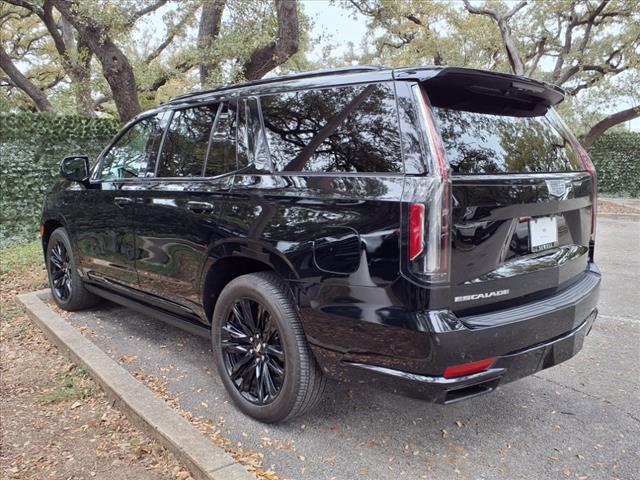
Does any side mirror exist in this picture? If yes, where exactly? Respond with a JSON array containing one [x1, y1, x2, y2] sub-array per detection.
[[60, 155, 90, 182]]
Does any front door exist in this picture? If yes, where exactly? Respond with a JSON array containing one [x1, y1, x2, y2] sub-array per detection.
[[74, 113, 165, 289], [133, 100, 238, 319]]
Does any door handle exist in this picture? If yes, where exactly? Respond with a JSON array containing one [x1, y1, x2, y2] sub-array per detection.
[[114, 196, 134, 207], [186, 201, 215, 213]]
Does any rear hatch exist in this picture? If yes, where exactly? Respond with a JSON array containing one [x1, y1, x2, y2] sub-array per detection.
[[422, 69, 596, 316]]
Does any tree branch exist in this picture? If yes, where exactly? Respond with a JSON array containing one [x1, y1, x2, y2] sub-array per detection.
[[129, 0, 169, 22], [582, 105, 640, 148], [463, 0, 527, 75], [241, 0, 300, 80], [0, 45, 53, 111]]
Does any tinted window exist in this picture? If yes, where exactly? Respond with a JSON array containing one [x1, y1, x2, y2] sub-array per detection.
[[157, 105, 217, 177], [205, 103, 238, 176], [260, 83, 402, 173], [100, 115, 163, 180], [431, 107, 583, 174]]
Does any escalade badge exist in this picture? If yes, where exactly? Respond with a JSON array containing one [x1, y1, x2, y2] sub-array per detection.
[[546, 179, 567, 198], [454, 289, 510, 302]]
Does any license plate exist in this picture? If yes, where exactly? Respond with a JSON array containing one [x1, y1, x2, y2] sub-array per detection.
[[529, 216, 558, 252]]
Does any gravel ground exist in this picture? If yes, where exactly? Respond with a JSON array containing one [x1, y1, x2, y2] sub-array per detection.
[[57, 216, 640, 480]]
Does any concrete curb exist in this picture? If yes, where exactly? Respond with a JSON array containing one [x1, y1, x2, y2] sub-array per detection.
[[598, 213, 640, 221], [17, 290, 254, 480]]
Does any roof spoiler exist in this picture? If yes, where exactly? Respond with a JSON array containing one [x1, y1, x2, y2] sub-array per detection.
[[394, 66, 564, 117]]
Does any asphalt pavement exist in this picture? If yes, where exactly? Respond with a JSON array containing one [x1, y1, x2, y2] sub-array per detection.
[[64, 216, 640, 480]]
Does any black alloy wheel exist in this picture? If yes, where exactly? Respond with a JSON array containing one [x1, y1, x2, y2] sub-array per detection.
[[212, 272, 325, 422], [49, 240, 72, 301], [221, 298, 285, 405]]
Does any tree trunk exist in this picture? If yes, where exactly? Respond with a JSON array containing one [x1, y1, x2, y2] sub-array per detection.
[[242, 0, 300, 80], [198, 0, 226, 86], [0, 46, 53, 112], [582, 105, 640, 149], [52, 0, 141, 122]]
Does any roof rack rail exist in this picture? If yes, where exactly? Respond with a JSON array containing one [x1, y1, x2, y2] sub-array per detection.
[[167, 65, 386, 103]]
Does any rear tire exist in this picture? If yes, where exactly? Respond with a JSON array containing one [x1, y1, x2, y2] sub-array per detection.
[[46, 227, 100, 311], [211, 272, 325, 423]]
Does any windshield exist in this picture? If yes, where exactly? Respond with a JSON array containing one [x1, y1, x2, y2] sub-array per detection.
[[431, 107, 583, 174]]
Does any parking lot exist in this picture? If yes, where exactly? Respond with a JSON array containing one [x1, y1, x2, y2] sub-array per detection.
[[63, 216, 639, 480]]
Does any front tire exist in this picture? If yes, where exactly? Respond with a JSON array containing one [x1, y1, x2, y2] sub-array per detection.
[[46, 227, 99, 311], [211, 272, 325, 423]]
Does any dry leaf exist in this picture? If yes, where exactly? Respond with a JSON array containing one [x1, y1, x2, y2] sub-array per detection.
[[441, 429, 449, 438], [552, 423, 561, 429], [562, 467, 571, 477], [119, 354, 138, 363]]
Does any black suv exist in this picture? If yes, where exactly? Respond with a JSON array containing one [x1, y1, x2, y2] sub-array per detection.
[[42, 66, 600, 423]]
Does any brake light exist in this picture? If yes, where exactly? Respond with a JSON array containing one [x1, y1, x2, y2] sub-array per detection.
[[443, 357, 496, 379], [407, 84, 451, 282], [409, 203, 425, 260]]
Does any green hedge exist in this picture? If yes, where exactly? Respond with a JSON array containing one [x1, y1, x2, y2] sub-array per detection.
[[1, 112, 119, 247], [589, 131, 640, 198]]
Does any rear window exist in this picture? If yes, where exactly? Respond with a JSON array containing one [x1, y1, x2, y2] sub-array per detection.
[[259, 83, 402, 173], [431, 107, 583, 174]]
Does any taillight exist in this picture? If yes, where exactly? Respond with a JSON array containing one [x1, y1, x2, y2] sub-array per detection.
[[406, 84, 451, 282], [409, 204, 425, 260], [443, 357, 496, 379]]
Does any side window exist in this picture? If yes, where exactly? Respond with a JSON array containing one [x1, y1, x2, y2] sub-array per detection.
[[157, 104, 217, 178], [259, 83, 402, 173], [205, 102, 238, 176], [99, 115, 163, 180]]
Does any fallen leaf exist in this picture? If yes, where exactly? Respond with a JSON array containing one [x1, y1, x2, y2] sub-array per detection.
[[455, 421, 463, 428], [119, 354, 138, 363], [441, 429, 449, 438], [562, 467, 571, 477], [70, 400, 82, 409], [552, 424, 561, 429]]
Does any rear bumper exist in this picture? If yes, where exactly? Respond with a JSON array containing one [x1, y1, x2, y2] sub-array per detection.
[[315, 264, 601, 404]]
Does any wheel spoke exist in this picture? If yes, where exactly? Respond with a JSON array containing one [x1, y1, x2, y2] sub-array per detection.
[[222, 323, 250, 343], [266, 357, 285, 380], [239, 299, 257, 333], [230, 351, 253, 381], [255, 363, 265, 403], [266, 345, 284, 362], [221, 339, 249, 355], [262, 363, 278, 398], [232, 303, 255, 336]]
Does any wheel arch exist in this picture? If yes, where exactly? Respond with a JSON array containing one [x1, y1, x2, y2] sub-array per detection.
[[199, 240, 301, 324]]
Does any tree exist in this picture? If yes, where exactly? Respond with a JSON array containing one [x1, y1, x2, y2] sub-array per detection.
[[1, 0, 304, 121], [346, 0, 640, 147]]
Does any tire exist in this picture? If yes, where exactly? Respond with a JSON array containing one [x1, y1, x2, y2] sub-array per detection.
[[46, 227, 100, 311], [211, 271, 325, 423]]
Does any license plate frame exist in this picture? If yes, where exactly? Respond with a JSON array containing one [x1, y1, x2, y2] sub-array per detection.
[[529, 216, 558, 252]]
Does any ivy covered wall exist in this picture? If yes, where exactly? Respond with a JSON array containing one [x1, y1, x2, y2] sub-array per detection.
[[589, 131, 640, 198], [1, 113, 119, 246]]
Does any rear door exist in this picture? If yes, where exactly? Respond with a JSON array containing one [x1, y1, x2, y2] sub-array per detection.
[[420, 71, 596, 315]]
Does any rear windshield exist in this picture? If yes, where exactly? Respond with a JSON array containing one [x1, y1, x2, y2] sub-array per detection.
[[431, 107, 583, 174]]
